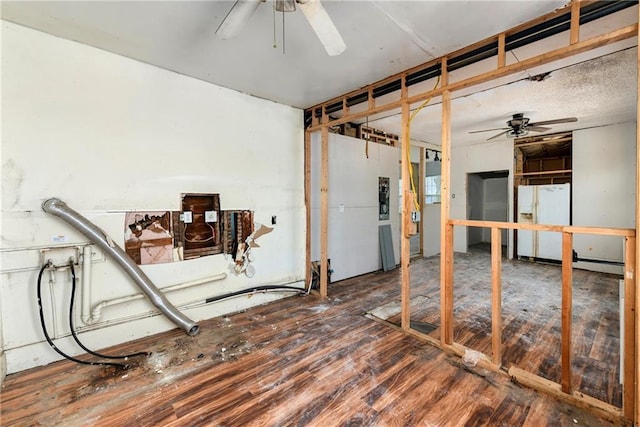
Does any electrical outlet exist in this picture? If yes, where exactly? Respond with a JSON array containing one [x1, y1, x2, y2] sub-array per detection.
[[41, 246, 79, 268], [182, 211, 193, 224]]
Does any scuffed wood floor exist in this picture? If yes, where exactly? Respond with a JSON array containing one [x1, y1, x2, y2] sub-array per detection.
[[1, 252, 616, 426]]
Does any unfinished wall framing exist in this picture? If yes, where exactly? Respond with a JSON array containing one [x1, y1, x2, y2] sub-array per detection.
[[304, 1, 639, 423]]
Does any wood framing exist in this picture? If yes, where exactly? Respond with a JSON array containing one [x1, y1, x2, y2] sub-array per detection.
[[306, 25, 637, 132], [400, 100, 411, 329], [624, 236, 636, 420], [320, 109, 329, 298], [440, 85, 453, 345], [304, 130, 311, 290], [570, 1, 581, 45], [636, 9, 640, 423], [561, 231, 573, 394], [491, 227, 502, 366], [304, 2, 639, 422]]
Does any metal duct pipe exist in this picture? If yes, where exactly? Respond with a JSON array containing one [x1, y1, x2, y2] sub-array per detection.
[[42, 198, 199, 336]]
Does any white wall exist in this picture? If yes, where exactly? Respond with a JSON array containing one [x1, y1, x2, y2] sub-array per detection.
[[451, 140, 515, 255], [572, 122, 636, 273], [310, 133, 400, 282], [1, 22, 305, 374], [423, 159, 442, 257]]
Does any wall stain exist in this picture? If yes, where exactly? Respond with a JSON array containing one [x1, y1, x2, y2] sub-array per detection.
[[2, 158, 24, 210]]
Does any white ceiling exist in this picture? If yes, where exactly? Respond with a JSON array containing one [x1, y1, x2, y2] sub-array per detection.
[[2, 0, 637, 146], [2, 0, 568, 108]]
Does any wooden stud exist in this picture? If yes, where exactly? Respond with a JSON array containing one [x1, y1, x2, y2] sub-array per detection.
[[342, 97, 349, 117], [491, 227, 502, 366], [570, 1, 581, 45], [419, 147, 425, 257], [636, 10, 640, 423], [440, 88, 452, 344], [561, 231, 573, 394], [368, 87, 374, 110], [320, 108, 329, 298], [400, 101, 411, 330], [624, 236, 636, 421], [304, 130, 312, 291], [498, 33, 506, 68], [441, 57, 449, 87]]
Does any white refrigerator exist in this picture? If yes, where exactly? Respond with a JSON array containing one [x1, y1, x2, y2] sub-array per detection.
[[517, 183, 570, 261]]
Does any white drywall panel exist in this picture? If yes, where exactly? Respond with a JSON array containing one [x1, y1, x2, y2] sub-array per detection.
[[1, 22, 305, 374], [310, 133, 399, 282], [572, 122, 636, 274], [423, 204, 441, 257]]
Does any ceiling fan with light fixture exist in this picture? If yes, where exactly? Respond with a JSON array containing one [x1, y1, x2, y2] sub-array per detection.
[[216, 0, 346, 56], [469, 113, 578, 141]]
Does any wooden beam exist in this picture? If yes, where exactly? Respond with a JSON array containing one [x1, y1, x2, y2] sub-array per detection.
[[636, 11, 640, 423], [624, 236, 636, 421], [561, 231, 573, 394], [509, 366, 625, 424], [447, 219, 635, 237], [419, 147, 425, 257], [570, 0, 581, 45], [497, 33, 506, 68], [400, 101, 411, 330], [306, 24, 637, 132], [564, 226, 636, 237], [320, 109, 329, 298], [440, 88, 453, 345], [491, 227, 502, 367], [304, 130, 311, 291], [515, 169, 572, 177]]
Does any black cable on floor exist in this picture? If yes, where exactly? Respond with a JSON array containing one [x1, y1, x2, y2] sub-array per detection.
[[37, 262, 127, 369], [68, 260, 150, 361], [204, 285, 307, 304]]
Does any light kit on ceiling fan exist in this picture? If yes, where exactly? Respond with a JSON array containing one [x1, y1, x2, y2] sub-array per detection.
[[216, 0, 346, 56]]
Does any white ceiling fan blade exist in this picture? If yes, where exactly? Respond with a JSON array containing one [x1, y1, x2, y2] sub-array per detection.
[[216, 0, 263, 40], [297, 0, 346, 56]]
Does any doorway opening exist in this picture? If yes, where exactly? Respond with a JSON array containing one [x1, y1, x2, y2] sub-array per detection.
[[466, 171, 509, 256]]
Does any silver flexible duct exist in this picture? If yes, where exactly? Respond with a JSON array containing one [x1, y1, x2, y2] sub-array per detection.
[[42, 198, 199, 336]]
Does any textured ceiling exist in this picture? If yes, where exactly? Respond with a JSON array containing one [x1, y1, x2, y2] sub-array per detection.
[[1, 0, 567, 108], [368, 47, 638, 146]]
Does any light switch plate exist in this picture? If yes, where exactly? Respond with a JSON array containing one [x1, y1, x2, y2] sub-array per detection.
[[205, 210, 217, 223], [182, 211, 193, 224]]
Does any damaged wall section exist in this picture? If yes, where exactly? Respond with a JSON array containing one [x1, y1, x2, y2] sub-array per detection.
[[0, 22, 305, 375]]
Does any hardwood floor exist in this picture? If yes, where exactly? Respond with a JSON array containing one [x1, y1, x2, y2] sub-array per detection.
[[1, 250, 618, 426]]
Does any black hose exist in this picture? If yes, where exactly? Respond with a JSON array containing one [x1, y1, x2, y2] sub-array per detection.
[[68, 261, 150, 361], [205, 285, 306, 304], [37, 262, 126, 369]]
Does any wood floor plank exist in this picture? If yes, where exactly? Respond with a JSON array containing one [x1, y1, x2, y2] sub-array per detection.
[[0, 248, 617, 426]]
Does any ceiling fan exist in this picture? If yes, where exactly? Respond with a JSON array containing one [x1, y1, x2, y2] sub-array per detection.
[[216, 0, 346, 56], [469, 113, 578, 141]]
